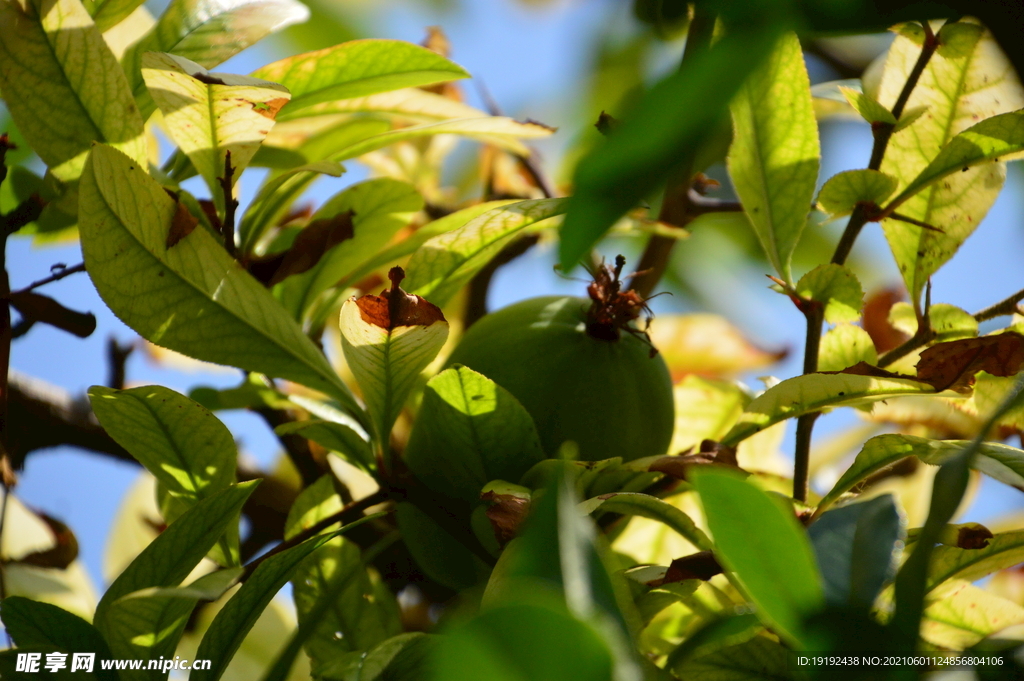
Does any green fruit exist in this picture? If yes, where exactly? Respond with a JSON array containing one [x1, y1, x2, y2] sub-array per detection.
[[445, 295, 674, 462]]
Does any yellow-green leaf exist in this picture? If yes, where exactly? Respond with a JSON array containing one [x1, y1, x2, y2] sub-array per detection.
[[816, 169, 898, 218], [339, 289, 449, 448], [722, 374, 935, 447], [926, 531, 1024, 592], [921, 580, 1024, 649], [819, 324, 878, 372], [251, 39, 469, 114], [796, 263, 864, 324], [122, 0, 309, 119], [888, 301, 978, 341], [404, 198, 568, 307], [728, 31, 820, 284], [277, 87, 490, 123], [79, 144, 359, 413], [0, 0, 145, 182], [839, 85, 896, 125], [142, 52, 290, 208], [878, 22, 1024, 304], [670, 376, 749, 454]]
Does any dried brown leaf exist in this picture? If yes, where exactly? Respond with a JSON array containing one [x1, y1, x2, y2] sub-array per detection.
[[267, 210, 355, 285], [355, 267, 445, 330], [916, 332, 1024, 393], [166, 199, 199, 248]]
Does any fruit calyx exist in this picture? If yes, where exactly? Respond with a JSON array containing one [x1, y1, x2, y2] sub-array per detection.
[[355, 267, 446, 330], [584, 255, 657, 355]]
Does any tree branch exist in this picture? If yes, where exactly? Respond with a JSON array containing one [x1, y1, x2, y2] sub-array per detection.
[[218, 152, 238, 258], [10, 263, 86, 297]]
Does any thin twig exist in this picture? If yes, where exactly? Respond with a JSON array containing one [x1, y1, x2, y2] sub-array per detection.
[[219, 151, 238, 258], [240, 488, 391, 582], [106, 337, 134, 390], [9, 262, 86, 297], [974, 286, 1024, 322], [793, 23, 939, 501]]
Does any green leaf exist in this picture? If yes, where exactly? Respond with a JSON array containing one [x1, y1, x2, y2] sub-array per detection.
[[557, 24, 779, 270], [795, 264, 864, 324], [721, 373, 933, 448], [404, 198, 567, 307], [95, 482, 258, 643], [878, 23, 1024, 304], [274, 420, 373, 472], [123, 0, 309, 118], [728, 32, 820, 284], [310, 633, 427, 681], [0, 0, 146, 182], [339, 291, 449, 449], [395, 502, 489, 592], [88, 385, 238, 564], [191, 513, 385, 681], [839, 85, 896, 125], [808, 496, 904, 609], [79, 145, 359, 413], [285, 479, 400, 671], [693, 469, 823, 647], [921, 580, 1024, 650], [404, 366, 546, 504], [87, 0, 144, 32], [818, 434, 1024, 517], [103, 568, 242, 681], [926, 531, 1024, 593], [275, 178, 423, 320], [888, 109, 1024, 213], [276, 86, 490, 123], [431, 603, 616, 681], [251, 39, 469, 114], [0, 597, 116, 681], [816, 169, 898, 218], [142, 53, 291, 208], [888, 301, 978, 341], [818, 324, 877, 372], [238, 159, 348, 254], [672, 635, 792, 681], [579, 492, 712, 552]]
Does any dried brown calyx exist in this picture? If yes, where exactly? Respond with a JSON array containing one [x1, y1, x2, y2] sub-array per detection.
[[356, 267, 446, 330], [585, 255, 658, 355]]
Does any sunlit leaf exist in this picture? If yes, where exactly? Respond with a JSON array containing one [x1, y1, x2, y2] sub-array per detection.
[[251, 39, 469, 113], [88, 385, 238, 564], [103, 569, 242, 680], [579, 492, 712, 552], [795, 264, 864, 325], [672, 635, 791, 681], [692, 469, 823, 647], [94, 482, 257, 644], [721, 373, 934, 447], [87, 0, 143, 32], [275, 178, 422, 321], [926, 531, 1024, 593], [278, 87, 489, 123], [669, 376, 749, 454], [238, 159, 347, 253], [728, 32, 820, 284], [839, 85, 896, 125], [339, 276, 449, 448], [888, 301, 978, 341], [816, 169, 898, 218], [142, 52, 290, 207], [404, 366, 545, 504], [123, 0, 309, 118], [79, 145, 359, 412], [921, 580, 1024, 649], [285, 478, 401, 672], [404, 198, 567, 307], [274, 420, 373, 472], [878, 22, 1024, 304], [819, 324, 877, 372], [191, 516, 383, 681], [0, 0, 145, 182]]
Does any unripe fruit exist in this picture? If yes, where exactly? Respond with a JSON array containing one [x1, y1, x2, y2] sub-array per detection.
[[445, 263, 674, 462]]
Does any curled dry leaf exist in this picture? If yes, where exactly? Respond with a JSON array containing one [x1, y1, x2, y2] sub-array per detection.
[[863, 288, 910, 354], [166, 198, 199, 248], [658, 550, 723, 585], [481, 491, 530, 547], [916, 332, 1024, 393], [11, 512, 79, 570], [357, 267, 446, 330], [266, 210, 356, 285], [649, 440, 743, 480]]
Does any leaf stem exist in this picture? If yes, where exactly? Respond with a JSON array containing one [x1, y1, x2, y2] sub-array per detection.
[[8, 262, 86, 297], [793, 24, 938, 501], [219, 151, 238, 258], [974, 286, 1024, 322]]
